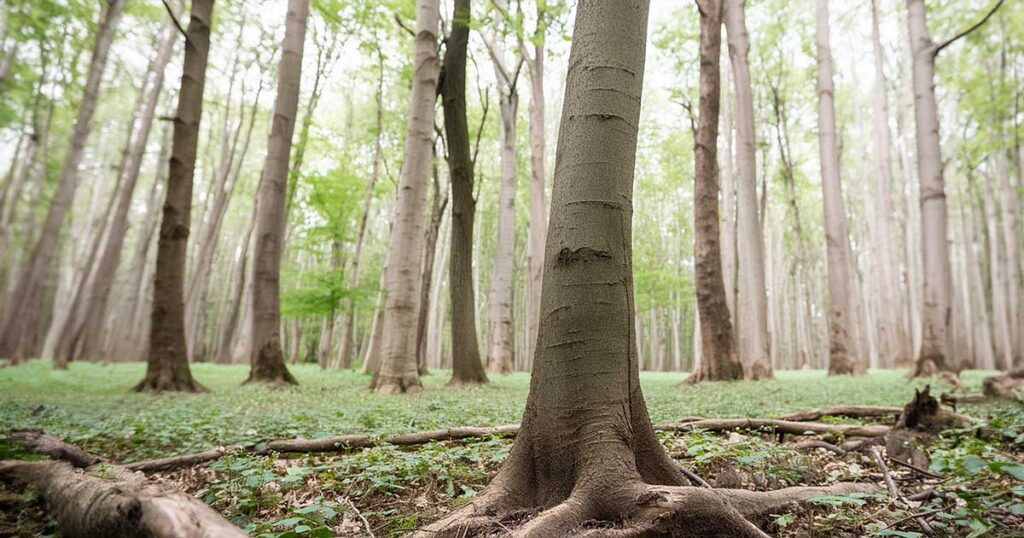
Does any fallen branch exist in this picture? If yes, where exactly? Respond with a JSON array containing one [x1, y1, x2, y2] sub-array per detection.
[[4, 429, 102, 468], [125, 446, 237, 473], [872, 447, 898, 499], [793, 440, 847, 456], [889, 457, 945, 480], [0, 460, 246, 537], [258, 424, 520, 454], [654, 418, 890, 438], [780, 406, 902, 422]]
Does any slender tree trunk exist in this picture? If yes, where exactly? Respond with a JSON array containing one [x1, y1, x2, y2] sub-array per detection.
[[961, 192, 996, 370], [724, 0, 772, 379], [688, 0, 742, 383], [870, 0, 910, 365], [0, 0, 126, 361], [905, 0, 993, 374], [996, 152, 1021, 366], [982, 177, 1013, 370], [815, 0, 863, 375], [216, 195, 257, 364], [441, 0, 488, 386], [370, 0, 440, 393], [247, 0, 309, 385], [52, 16, 179, 366], [135, 0, 214, 392], [416, 161, 447, 375], [336, 49, 384, 370], [524, 2, 548, 369], [485, 21, 519, 375]]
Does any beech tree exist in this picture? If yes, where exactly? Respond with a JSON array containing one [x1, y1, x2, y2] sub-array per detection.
[[905, 0, 1006, 376], [0, 0, 126, 363], [724, 0, 772, 379], [441, 0, 488, 386], [370, 0, 440, 394], [815, 0, 863, 376], [417, 3, 873, 534], [247, 0, 310, 385], [135, 0, 214, 392], [687, 0, 743, 383]]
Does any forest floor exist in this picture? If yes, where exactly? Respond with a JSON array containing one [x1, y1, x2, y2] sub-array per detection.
[[1, 362, 1022, 537]]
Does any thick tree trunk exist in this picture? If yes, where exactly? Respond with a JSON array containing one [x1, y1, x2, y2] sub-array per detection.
[[870, 0, 911, 366], [442, 0, 488, 386], [906, 0, 953, 375], [246, 0, 309, 385], [0, 0, 126, 361], [815, 0, 864, 376], [417, 5, 874, 535], [688, 0, 742, 384], [724, 0, 772, 379], [50, 16, 179, 366], [136, 0, 213, 392], [485, 23, 519, 375], [524, 3, 548, 371], [370, 0, 440, 393]]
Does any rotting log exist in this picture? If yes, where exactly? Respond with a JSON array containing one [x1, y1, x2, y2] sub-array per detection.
[[0, 460, 246, 537]]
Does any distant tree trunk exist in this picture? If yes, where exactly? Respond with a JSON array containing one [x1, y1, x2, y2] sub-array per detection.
[[996, 151, 1021, 366], [247, 0, 309, 385], [983, 177, 1013, 370], [0, 0, 126, 362], [524, 1, 548, 370], [721, 68, 738, 328], [815, 0, 863, 376], [687, 0, 742, 383], [216, 194, 257, 364], [370, 0, 440, 394], [416, 157, 447, 375], [51, 15, 179, 366], [724, 0, 772, 379], [960, 191, 995, 370], [335, 47, 383, 370], [484, 11, 520, 375], [135, 0, 214, 392], [870, 0, 910, 366], [441, 0, 488, 386]]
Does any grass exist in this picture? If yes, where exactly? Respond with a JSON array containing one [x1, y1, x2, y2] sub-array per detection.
[[2, 361, 1021, 537], [0, 360, 993, 461]]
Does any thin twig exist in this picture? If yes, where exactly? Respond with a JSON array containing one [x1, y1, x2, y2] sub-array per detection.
[[160, 0, 187, 40], [889, 457, 945, 480], [933, 0, 1006, 56], [872, 447, 899, 499], [346, 498, 375, 538], [677, 464, 711, 488]]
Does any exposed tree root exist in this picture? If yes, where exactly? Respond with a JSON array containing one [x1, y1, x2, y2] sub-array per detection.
[[0, 460, 246, 537], [780, 405, 902, 422], [654, 418, 889, 438], [132, 372, 207, 393]]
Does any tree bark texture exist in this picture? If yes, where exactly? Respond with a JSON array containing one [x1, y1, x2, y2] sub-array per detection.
[[135, 0, 213, 393], [370, 0, 440, 393]]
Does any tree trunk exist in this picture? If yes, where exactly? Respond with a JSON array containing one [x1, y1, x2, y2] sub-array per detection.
[[688, 0, 742, 383], [135, 0, 214, 392], [416, 160, 447, 375], [51, 15, 179, 366], [370, 0, 440, 393], [870, 0, 911, 366], [524, 2, 548, 370], [0, 0, 126, 361], [724, 0, 772, 379], [417, 5, 874, 534], [996, 152, 1022, 366], [815, 0, 863, 375], [983, 177, 1013, 370], [216, 194, 257, 364], [485, 19, 519, 375], [247, 0, 309, 385], [441, 0, 488, 386], [336, 48, 384, 370], [906, 0, 953, 375]]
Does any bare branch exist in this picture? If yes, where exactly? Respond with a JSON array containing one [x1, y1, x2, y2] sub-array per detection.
[[161, 0, 187, 40], [393, 12, 416, 38], [933, 0, 1006, 56]]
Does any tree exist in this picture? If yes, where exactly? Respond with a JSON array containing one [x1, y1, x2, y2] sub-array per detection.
[[723, 0, 772, 379], [418, 3, 873, 534], [815, 0, 863, 375], [906, 0, 1006, 376], [134, 0, 214, 392], [687, 0, 743, 383], [0, 0, 126, 363], [483, 0, 522, 375], [370, 0, 440, 394], [440, 0, 488, 386], [247, 0, 310, 384], [869, 0, 911, 366]]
